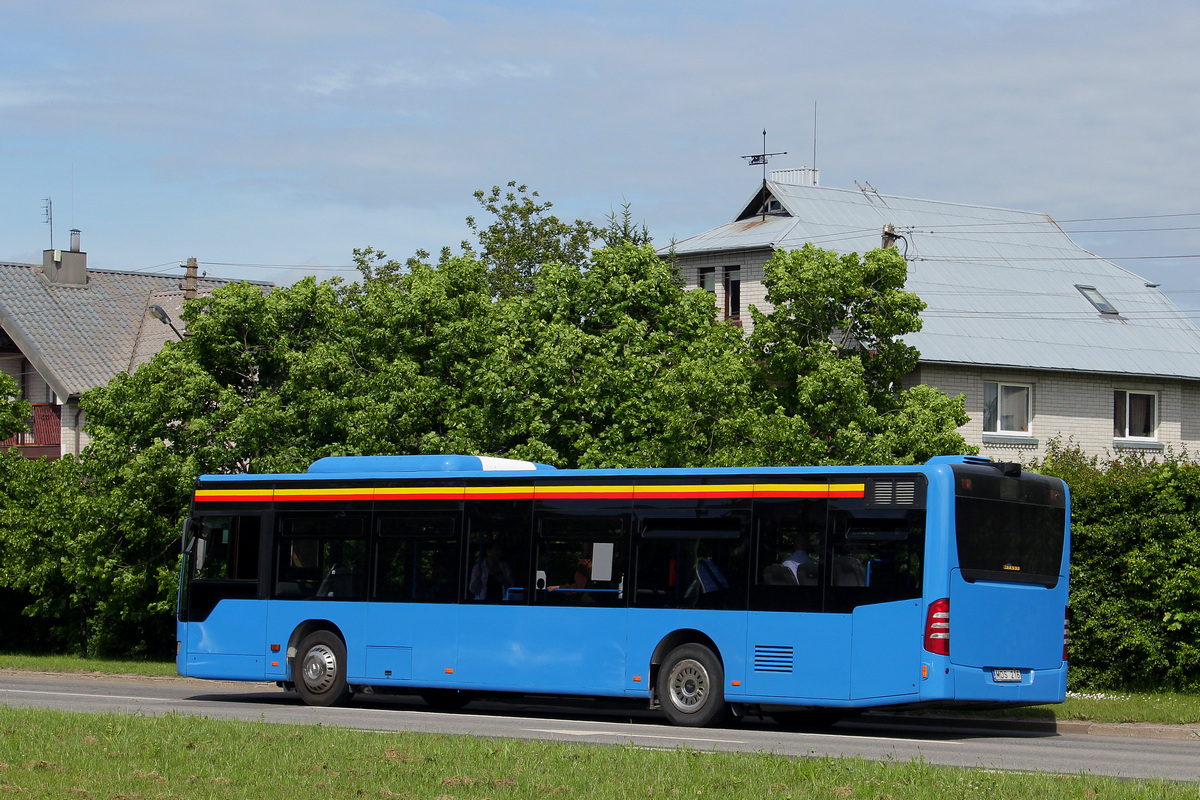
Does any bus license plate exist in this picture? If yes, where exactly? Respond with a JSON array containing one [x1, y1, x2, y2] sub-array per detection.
[[993, 668, 1022, 683]]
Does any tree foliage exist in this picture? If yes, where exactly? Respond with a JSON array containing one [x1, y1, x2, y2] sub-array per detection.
[[1032, 442, 1200, 692], [744, 245, 970, 465], [465, 181, 598, 297], [0, 185, 974, 657], [0, 373, 31, 441]]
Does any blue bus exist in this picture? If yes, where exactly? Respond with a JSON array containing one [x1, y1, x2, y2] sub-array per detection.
[[176, 454, 1069, 727]]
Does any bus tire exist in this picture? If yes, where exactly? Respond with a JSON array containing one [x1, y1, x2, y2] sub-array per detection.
[[658, 644, 727, 727], [294, 631, 351, 707]]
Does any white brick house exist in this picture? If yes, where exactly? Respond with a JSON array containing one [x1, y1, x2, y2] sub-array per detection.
[[665, 172, 1200, 460]]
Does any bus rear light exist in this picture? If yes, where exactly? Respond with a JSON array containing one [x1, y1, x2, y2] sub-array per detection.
[[924, 598, 950, 655]]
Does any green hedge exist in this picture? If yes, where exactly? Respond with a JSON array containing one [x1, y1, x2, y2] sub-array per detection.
[[1033, 442, 1200, 692]]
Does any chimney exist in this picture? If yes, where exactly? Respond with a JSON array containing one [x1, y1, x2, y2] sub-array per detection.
[[42, 229, 87, 286], [184, 257, 198, 301], [882, 224, 898, 250], [770, 167, 820, 187]]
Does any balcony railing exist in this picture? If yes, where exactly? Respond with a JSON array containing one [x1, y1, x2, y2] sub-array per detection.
[[0, 403, 62, 450]]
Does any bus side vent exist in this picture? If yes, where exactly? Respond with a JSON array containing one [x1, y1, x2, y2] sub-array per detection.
[[871, 479, 916, 506], [754, 645, 794, 673]]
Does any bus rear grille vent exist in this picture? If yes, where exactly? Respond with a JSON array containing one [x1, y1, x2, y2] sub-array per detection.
[[754, 645, 794, 673], [872, 480, 916, 506]]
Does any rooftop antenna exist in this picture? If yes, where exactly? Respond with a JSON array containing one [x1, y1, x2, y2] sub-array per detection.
[[813, 101, 817, 174], [42, 197, 54, 250], [741, 129, 787, 220]]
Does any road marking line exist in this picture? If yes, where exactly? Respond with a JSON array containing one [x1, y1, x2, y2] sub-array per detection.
[[2, 689, 164, 702]]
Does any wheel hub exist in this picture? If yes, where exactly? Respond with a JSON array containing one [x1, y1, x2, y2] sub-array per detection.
[[302, 644, 338, 694], [668, 659, 708, 711]]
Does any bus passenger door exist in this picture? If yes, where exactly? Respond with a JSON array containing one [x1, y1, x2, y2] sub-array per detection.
[[182, 514, 268, 681], [827, 492, 926, 701], [748, 497, 851, 701], [364, 511, 462, 686]]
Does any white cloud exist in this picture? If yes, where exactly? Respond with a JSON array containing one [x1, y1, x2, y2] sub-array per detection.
[[3, 0, 1200, 294]]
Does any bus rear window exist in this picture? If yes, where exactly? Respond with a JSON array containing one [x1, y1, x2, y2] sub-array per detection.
[[954, 469, 1066, 588]]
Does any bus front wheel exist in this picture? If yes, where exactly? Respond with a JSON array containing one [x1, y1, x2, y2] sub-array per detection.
[[294, 631, 351, 707], [658, 644, 727, 727]]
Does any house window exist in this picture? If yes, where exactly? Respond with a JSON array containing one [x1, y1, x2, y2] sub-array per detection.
[[983, 382, 1031, 434], [723, 266, 741, 320], [698, 267, 715, 293], [1114, 390, 1156, 439]]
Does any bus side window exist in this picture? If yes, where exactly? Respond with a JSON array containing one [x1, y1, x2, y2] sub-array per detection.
[[466, 499, 532, 604], [634, 521, 747, 611], [374, 513, 460, 603], [275, 514, 368, 601], [184, 515, 263, 622], [534, 516, 626, 608], [825, 508, 925, 613], [194, 516, 261, 581], [749, 499, 825, 613]]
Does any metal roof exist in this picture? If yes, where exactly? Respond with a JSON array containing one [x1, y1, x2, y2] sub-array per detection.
[[668, 181, 1200, 380], [0, 261, 267, 399]]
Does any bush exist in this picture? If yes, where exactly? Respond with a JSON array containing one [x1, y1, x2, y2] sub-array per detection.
[[1033, 442, 1200, 692]]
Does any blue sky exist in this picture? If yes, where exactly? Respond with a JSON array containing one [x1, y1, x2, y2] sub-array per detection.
[[4, 0, 1200, 309]]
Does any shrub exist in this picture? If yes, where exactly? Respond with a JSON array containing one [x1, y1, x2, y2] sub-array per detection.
[[1033, 442, 1200, 692]]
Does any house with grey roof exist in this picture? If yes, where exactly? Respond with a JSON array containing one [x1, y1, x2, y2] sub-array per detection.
[[666, 170, 1200, 459], [0, 233, 268, 458]]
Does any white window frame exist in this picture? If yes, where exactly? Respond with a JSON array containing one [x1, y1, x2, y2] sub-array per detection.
[[1114, 389, 1158, 440], [723, 266, 741, 320], [983, 381, 1032, 435]]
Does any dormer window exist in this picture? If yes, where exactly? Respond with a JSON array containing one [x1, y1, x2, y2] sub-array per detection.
[[1076, 285, 1118, 315]]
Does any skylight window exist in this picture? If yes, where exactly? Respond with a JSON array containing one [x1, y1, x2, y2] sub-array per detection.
[[1075, 285, 1119, 315]]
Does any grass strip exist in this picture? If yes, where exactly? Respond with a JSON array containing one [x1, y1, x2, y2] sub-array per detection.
[[0, 653, 177, 678], [0, 706, 1195, 800]]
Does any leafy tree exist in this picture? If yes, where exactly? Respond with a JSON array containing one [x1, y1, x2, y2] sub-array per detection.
[[745, 244, 971, 464], [465, 181, 598, 297], [0, 373, 31, 441], [456, 242, 753, 468]]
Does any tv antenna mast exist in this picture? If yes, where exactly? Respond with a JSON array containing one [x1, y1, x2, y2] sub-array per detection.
[[43, 198, 54, 250], [742, 128, 787, 182], [742, 129, 786, 220]]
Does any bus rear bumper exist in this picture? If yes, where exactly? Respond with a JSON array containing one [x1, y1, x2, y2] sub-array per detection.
[[946, 662, 1068, 705]]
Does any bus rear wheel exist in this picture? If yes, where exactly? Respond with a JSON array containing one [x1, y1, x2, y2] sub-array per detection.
[[658, 644, 727, 727], [295, 631, 351, 707]]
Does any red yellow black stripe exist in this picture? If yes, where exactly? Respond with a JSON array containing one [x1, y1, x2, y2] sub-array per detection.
[[195, 482, 866, 503]]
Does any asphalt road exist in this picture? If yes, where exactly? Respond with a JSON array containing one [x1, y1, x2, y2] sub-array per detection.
[[2, 670, 1199, 782]]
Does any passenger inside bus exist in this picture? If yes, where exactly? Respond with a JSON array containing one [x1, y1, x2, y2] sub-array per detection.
[[468, 542, 514, 601], [549, 557, 591, 592]]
